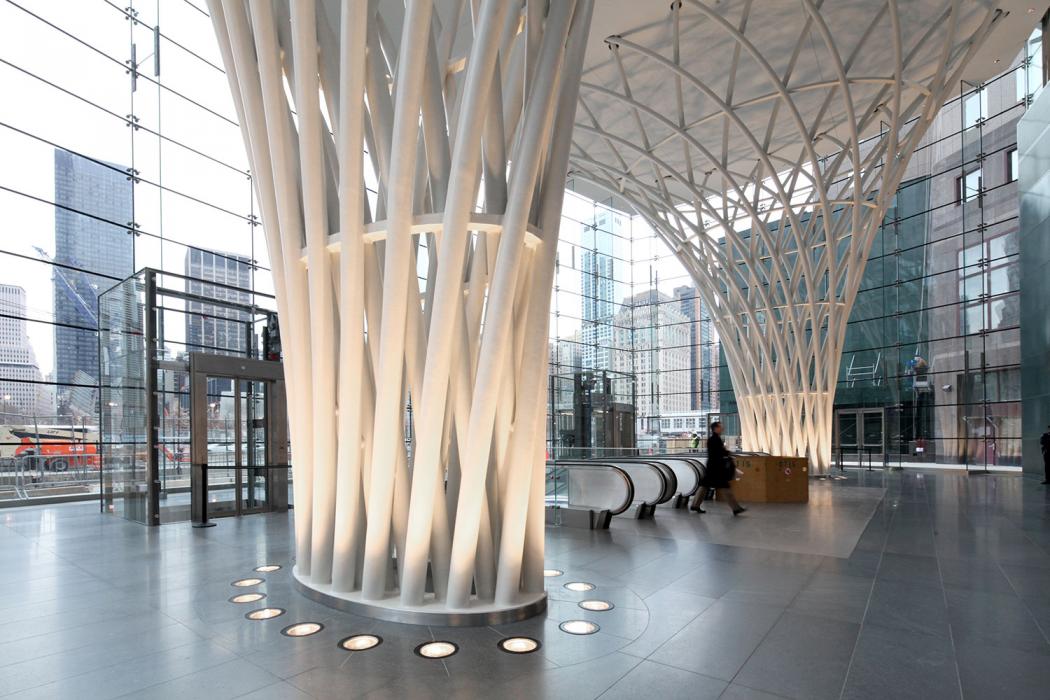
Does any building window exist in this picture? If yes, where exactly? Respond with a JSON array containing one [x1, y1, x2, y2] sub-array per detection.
[[958, 234, 1018, 334], [1007, 148, 1018, 183], [956, 168, 981, 204], [963, 88, 987, 128], [1016, 26, 1044, 103]]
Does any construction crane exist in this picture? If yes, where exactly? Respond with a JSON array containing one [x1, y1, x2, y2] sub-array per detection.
[[32, 246, 98, 327]]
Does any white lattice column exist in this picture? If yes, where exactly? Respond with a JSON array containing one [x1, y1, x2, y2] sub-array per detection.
[[570, 0, 1004, 473], [206, 0, 593, 623]]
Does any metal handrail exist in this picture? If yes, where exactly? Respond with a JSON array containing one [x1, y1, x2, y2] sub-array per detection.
[[614, 459, 677, 502], [544, 462, 635, 516], [1, 455, 97, 501], [197, 463, 292, 470], [553, 458, 671, 507], [610, 455, 704, 498], [647, 460, 679, 502]]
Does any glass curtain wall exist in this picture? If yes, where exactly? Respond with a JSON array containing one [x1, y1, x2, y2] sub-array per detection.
[[716, 36, 1041, 471], [550, 33, 1041, 472], [0, 2, 1039, 508], [0, 0, 269, 503], [548, 192, 723, 457]]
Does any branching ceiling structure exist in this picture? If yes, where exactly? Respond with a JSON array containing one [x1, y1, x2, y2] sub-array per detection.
[[570, 0, 1029, 472], [203, 0, 1034, 626]]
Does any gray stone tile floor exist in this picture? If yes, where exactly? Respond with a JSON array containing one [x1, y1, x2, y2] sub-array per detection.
[[1, 470, 1049, 699]]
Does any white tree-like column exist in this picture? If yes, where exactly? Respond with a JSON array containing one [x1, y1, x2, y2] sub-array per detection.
[[570, 0, 1005, 473], [205, 0, 593, 621]]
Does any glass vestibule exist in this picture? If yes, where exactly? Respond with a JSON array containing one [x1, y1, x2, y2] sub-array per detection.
[[99, 268, 284, 524]]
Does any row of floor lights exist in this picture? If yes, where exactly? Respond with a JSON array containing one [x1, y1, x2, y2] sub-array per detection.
[[229, 566, 318, 635], [544, 568, 609, 635], [229, 565, 542, 658]]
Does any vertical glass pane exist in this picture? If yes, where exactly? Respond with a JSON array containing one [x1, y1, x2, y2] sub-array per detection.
[[839, 413, 858, 447], [863, 412, 884, 449]]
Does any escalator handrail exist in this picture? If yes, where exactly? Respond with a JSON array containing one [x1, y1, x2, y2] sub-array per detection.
[[646, 454, 706, 495], [589, 458, 677, 504], [639, 460, 678, 503], [555, 458, 671, 507], [613, 455, 703, 498], [544, 461, 635, 516]]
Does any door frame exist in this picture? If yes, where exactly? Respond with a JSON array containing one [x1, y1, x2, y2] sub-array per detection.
[[189, 353, 288, 524], [834, 408, 886, 454]]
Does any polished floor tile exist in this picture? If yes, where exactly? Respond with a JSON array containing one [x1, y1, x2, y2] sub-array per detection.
[[840, 623, 960, 700], [1, 470, 1049, 699], [598, 659, 726, 699], [733, 611, 860, 699]]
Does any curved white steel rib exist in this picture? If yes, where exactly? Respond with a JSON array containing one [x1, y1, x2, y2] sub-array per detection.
[[570, 0, 1003, 473], [206, 0, 593, 619]]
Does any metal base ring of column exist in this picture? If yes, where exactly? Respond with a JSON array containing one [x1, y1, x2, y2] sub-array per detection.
[[292, 566, 547, 627]]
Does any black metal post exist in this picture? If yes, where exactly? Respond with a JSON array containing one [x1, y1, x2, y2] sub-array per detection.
[[191, 464, 215, 528], [145, 270, 161, 525]]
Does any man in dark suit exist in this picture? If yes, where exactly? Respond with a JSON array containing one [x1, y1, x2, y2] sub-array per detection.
[[690, 421, 746, 515]]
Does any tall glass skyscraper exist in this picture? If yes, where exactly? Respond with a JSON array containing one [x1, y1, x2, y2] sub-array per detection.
[[53, 148, 133, 413], [579, 208, 624, 370]]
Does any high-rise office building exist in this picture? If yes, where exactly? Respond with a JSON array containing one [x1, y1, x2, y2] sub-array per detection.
[[613, 289, 691, 427], [580, 209, 625, 370], [673, 286, 719, 413], [52, 149, 134, 409], [184, 249, 253, 397], [184, 248, 253, 360], [0, 284, 48, 418]]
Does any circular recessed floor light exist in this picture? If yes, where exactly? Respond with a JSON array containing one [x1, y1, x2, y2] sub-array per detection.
[[563, 581, 595, 592], [339, 634, 382, 651], [254, 564, 281, 573], [414, 641, 458, 659], [559, 620, 600, 635], [543, 568, 563, 577], [578, 599, 614, 612], [498, 637, 541, 654], [231, 577, 264, 587], [281, 622, 324, 637], [245, 607, 286, 621], [228, 592, 267, 604]]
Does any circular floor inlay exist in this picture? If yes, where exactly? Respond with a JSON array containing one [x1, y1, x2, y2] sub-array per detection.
[[339, 634, 382, 651], [281, 622, 323, 637], [578, 599, 614, 612], [254, 564, 282, 573], [498, 637, 541, 654], [543, 569, 564, 577], [563, 581, 595, 592], [231, 577, 264, 587], [245, 607, 285, 620], [228, 592, 266, 604], [559, 620, 600, 635], [415, 641, 458, 659]]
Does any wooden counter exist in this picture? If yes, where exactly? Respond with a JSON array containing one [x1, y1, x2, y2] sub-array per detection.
[[731, 455, 809, 503]]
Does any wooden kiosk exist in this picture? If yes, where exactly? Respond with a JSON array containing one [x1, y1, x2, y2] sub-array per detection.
[[731, 455, 809, 503]]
